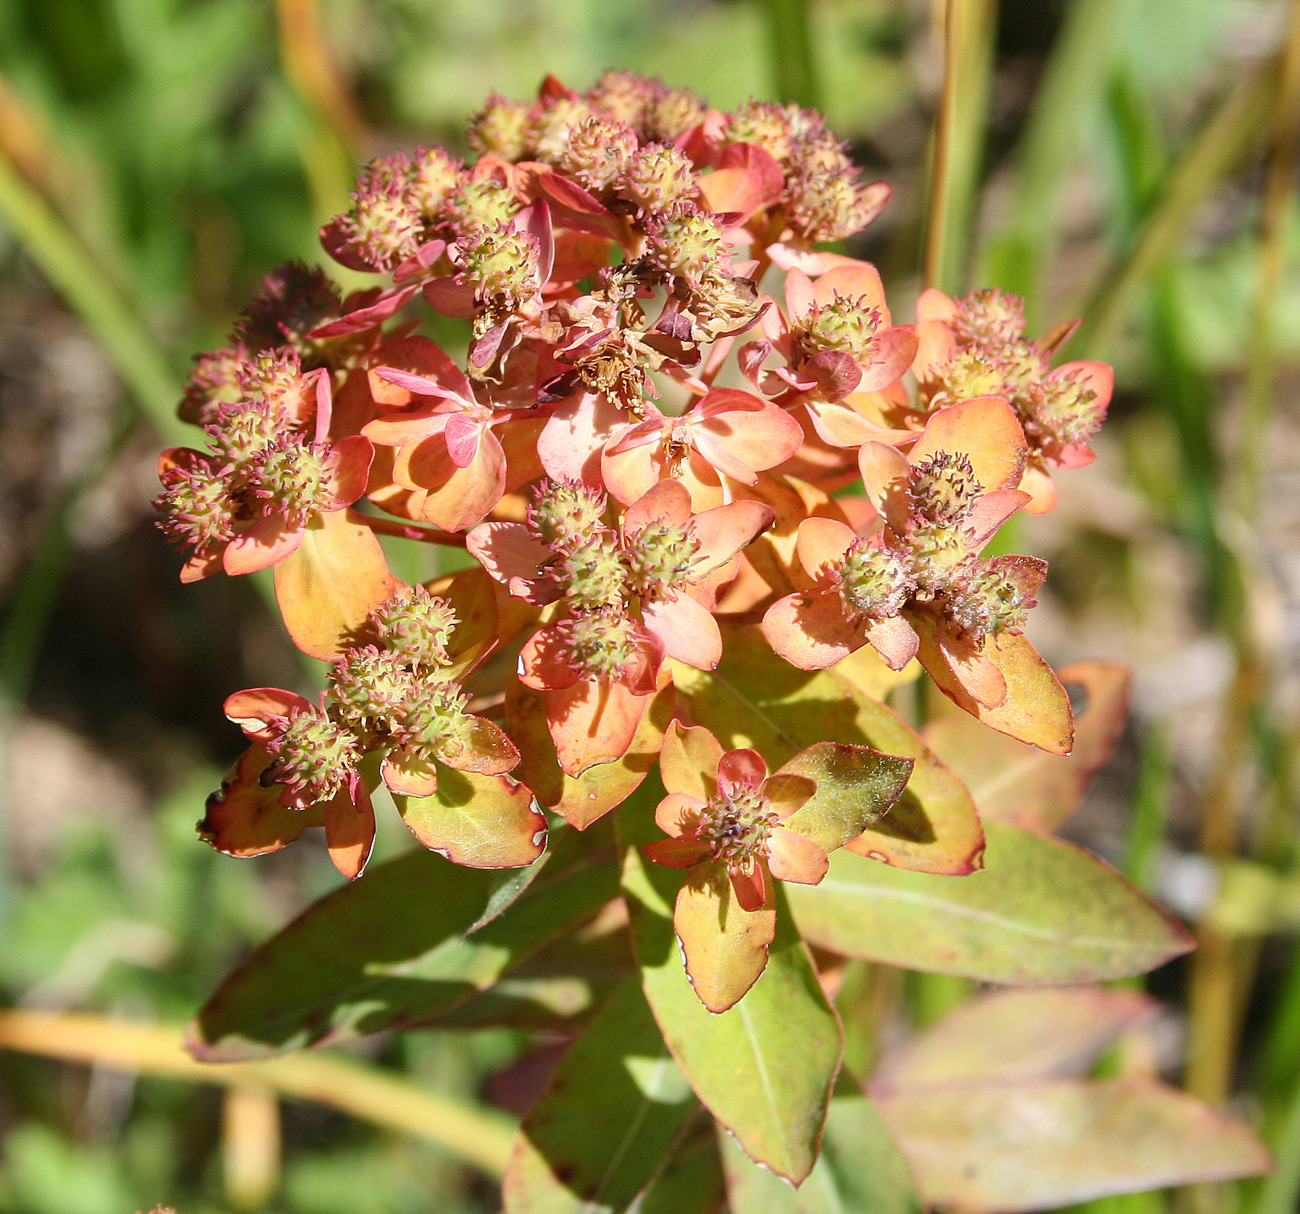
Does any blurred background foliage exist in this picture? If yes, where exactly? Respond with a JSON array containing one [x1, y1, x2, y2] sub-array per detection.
[[0, 0, 1299, 1211]]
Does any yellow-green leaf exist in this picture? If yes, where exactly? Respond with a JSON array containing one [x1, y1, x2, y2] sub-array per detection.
[[396, 765, 547, 868]]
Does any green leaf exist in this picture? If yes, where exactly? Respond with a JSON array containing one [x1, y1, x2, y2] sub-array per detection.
[[189, 821, 619, 1060], [672, 625, 983, 875], [876, 1079, 1271, 1212], [720, 1087, 922, 1214], [786, 822, 1193, 983], [636, 1124, 726, 1214], [619, 792, 842, 1185], [871, 987, 1157, 1094], [503, 979, 699, 1214], [778, 744, 915, 852], [395, 765, 548, 868]]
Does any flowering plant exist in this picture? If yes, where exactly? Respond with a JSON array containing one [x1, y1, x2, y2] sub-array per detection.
[[160, 73, 1262, 1208]]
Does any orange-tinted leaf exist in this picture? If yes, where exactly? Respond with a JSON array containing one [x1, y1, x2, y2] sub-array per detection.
[[675, 860, 776, 1013], [273, 508, 398, 659], [870, 987, 1156, 1095], [507, 680, 673, 828], [727, 472, 849, 595], [908, 398, 1026, 490], [924, 660, 1129, 833], [323, 784, 375, 879], [674, 625, 983, 875], [396, 765, 547, 867], [915, 620, 1074, 754], [197, 745, 325, 857], [876, 1079, 1271, 1212]]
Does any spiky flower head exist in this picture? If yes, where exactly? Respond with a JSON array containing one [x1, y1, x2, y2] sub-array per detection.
[[953, 288, 1028, 348], [943, 559, 1037, 642], [468, 93, 533, 160], [1025, 371, 1105, 453], [155, 461, 236, 551], [238, 349, 313, 427], [234, 262, 341, 353], [458, 225, 540, 309], [256, 440, 337, 527], [619, 143, 696, 212], [791, 294, 883, 365], [330, 645, 416, 733], [698, 780, 778, 866], [264, 703, 360, 805], [626, 520, 700, 597], [400, 680, 474, 761], [557, 611, 639, 680], [643, 85, 707, 143], [371, 585, 458, 669], [586, 69, 658, 131], [559, 116, 639, 192], [909, 452, 984, 528], [836, 540, 913, 620], [338, 173, 423, 271], [181, 347, 247, 426], [556, 535, 628, 609], [210, 399, 282, 465], [528, 479, 609, 548], [531, 95, 597, 162], [443, 177, 521, 235], [645, 202, 724, 291], [726, 100, 796, 162], [409, 147, 465, 220]]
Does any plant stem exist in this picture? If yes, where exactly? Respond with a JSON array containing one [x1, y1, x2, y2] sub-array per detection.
[[761, 0, 820, 110], [0, 1010, 516, 1178], [0, 149, 184, 445], [924, 0, 997, 293]]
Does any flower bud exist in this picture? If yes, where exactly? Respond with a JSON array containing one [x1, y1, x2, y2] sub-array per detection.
[[586, 69, 657, 132], [835, 540, 913, 619], [790, 294, 883, 365], [909, 452, 984, 528], [443, 178, 521, 236], [468, 93, 533, 160], [528, 480, 609, 548], [234, 261, 341, 353], [371, 585, 458, 669], [400, 680, 474, 761], [530, 96, 597, 162], [698, 783, 777, 865], [330, 645, 416, 733], [457, 225, 540, 309], [943, 558, 1038, 642], [409, 146, 465, 220], [265, 704, 360, 805], [238, 349, 314, 427], [337, 174, 423, 272], [558, 116, 639, 192], [181, 347, 246, 426], [557, 611, 639, 680], [645, 203, 724, 291], [211, 400, 281, 465], [618, 143, 696, 212], [726, 100, 796, 163], [626, 520, 700, 597], [1026, 371, 1105, 453], [557, 535, 628, 609], [954, 288, 1027, 348], [644, 86, 707, 144], [155, 462, 236, 551], [257, 440, 335, 526]]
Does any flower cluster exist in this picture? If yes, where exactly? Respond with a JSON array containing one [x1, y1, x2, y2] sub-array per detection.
[[159, 72, 1112, 1005]]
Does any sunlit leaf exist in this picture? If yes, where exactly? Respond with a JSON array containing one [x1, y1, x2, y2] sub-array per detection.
[[619, 794, 842, 1184], [272, 508, 398, 659], [876, 1079, 1271, 1212], [395, 765, 547, 868], [503, 979, 698, 1214], [720, 1085, 922, 1214], [787, 822, 1193, 983], [924, 660, 1130, 833], [196, 745, 326, 857], [779, 743, 914, 852], [673, 625, 983, 874], [870, 987, 1157, 1094], [189, 821, 619, 1060]]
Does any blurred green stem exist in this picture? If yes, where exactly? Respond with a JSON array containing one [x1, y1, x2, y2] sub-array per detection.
[[925, 0, 997, 292], [0, 150, 184, 445], [977, 0, 1130, 320], [761, 0, 820, 110], [1075, 71, 1276, 360], [1235, 1, 1300, 524], [1123, 723, 1172, 895]]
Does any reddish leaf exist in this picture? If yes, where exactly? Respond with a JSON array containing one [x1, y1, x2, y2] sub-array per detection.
[[197, 745, 325, 857]]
